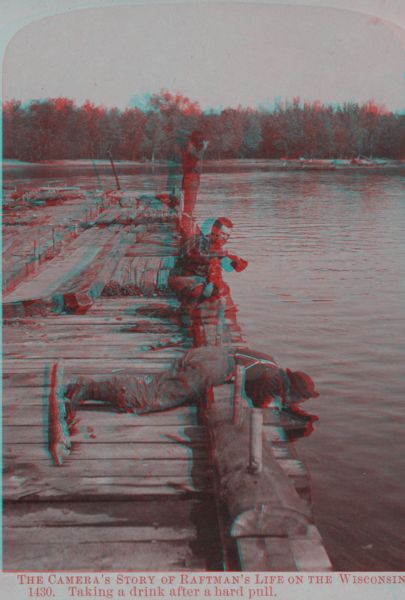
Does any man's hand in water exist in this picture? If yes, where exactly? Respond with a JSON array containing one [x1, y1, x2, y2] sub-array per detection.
[[231, 256, 248, 272], [221, 254, 248, 273]]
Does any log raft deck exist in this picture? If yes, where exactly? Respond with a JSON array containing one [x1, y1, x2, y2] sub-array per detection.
[[2, 189, 332, 571]]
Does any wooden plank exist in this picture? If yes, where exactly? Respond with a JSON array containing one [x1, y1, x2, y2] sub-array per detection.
[[107, 256, 135, 287], [4, 328, 185, 347], [3, 475, 211, 501], [3, 328, 185, 342], [157, 268, 171, 289], [257, 445, 291, 460], [4, 326, 184, 343], [2, 386, 49, 404], [125, 240, 179, 257], [5, 326, 184, 341], [125, 246, 177, 257], [5, 349, 183, 361], [3, 221, 138, 316], [2, 222, 85, 293], [142, 258, 161, 294], [4, 459, 209, 478], [3, 412, 201, 426], [6, 525, 196, 544], [276, 458, 307, 478], [87, 296, 180, 312], [3, 367, 173, 388], [3, 359, 179, 376], [57, 228, 136, 313], [3, 498, 205, 527], [135, 226, 178, 241], [4, 314, 181, 329], [3, 372, 54, 388], [161, 256, 176, 269], [3, 424, 207, 444], [5, 441, 208, 461], [2, 235, 19, 253], [5, 343, 185, 360], [71, 305, 180, 318], [3, 403, 200, 424], [4, 226, 117, 302], [2, 540, 203, 571]]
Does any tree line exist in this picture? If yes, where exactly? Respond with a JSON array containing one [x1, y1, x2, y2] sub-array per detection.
[[3, 91, 404, 162]]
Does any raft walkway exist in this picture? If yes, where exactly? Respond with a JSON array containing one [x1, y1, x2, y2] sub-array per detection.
[[3, 194, 223, 570], [3, 189, 331, 571]]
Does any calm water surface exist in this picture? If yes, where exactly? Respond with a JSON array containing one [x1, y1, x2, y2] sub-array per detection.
[[4, 162, 405, 570]]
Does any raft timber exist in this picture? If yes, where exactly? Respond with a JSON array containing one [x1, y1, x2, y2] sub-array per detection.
[[2, 189, 332, 571]]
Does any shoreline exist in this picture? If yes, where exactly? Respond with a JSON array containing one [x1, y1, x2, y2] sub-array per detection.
[[3, 158, 405, 172]]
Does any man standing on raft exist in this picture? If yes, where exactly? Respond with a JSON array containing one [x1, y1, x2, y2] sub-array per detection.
[[181, 130, 209, 236]]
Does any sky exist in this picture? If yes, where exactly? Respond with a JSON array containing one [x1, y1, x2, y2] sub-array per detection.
[[1, 0, 405, 112]]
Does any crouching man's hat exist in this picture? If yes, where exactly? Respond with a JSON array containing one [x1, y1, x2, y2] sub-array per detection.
[[286, 369, 320, 402]]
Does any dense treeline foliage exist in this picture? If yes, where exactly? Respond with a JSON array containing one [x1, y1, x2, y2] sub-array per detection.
[[3, 92, 404, 161]]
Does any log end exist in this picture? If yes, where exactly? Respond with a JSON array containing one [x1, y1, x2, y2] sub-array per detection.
[[231, 505, 310, 538]]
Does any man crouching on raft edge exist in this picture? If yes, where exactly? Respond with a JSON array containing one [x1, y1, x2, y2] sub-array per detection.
[[63, 346, 319, 418], [169, 217, 248, 305]]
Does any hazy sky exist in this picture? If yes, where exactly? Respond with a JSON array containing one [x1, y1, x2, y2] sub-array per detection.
[[2, 1, 405, 111]]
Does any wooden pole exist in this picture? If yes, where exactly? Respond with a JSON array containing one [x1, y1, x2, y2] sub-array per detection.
[[91, 156, 103, 192], [249, 409, 263, 474], [179, 189, 184, 215], [233, 364, 245, 426], [215, 297, 226, 345], [107, 150, 121, 191], [33, 240, 39, 271], [48, 360, 70, 466]]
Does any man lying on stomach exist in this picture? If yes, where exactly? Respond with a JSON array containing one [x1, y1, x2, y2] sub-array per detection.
[[64, 346, 319, 415]]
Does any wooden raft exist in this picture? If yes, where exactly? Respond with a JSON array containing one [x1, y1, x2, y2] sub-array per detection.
[[2, 191, 109, 294], [4, 187, 331, 572], [3, 198, 221, 571]]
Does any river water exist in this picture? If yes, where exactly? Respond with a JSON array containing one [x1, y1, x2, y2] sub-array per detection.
[[4, 161, 405, 571]]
